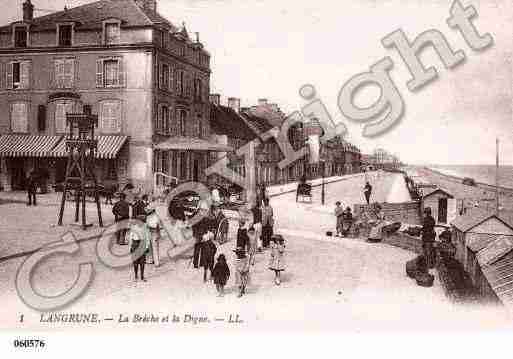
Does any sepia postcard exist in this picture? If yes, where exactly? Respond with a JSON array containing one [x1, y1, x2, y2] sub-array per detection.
[[0, 0, 512, 355]]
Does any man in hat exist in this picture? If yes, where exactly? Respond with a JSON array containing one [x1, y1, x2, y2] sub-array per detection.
[[112, 193, 130, 245], [421, 207, 436, 269]]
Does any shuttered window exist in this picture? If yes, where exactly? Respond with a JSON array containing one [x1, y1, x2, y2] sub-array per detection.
[[37, 105, 46, 132], [96, 57, 125, 88], [7, 61, 30, 89], [104, 23, 120, 45], [178, 109, 187, 136], [100, 100, 121, 133], [11, 102, 28, 133], [54, 58, 75, 88], [175, 69, 184, 96], [55, 100, 74, 133], [156, 104, 169, 134], [159, 63, 169, 90]]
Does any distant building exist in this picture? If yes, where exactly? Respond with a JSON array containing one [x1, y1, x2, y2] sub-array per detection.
[[0, 0, 221, 192], [208, 95, 257, 190]]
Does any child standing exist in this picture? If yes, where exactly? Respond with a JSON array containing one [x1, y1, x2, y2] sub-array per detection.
[[269, 234, 286, 285], [200, 231, 217, 282], [334, 202, 344, 237], [247, 226, 258, 266], [234, 247, 250, 298], [212, 254, 230, 297]]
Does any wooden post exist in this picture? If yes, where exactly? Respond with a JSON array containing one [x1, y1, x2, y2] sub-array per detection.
[[496, 138, 499, 213]]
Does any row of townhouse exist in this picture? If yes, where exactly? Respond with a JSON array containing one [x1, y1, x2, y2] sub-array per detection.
[[209, 96, 363, 189], [0, 0, 225, 192]]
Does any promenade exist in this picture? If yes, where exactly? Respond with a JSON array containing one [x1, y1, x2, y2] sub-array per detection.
[[0, 171, 510, 330]]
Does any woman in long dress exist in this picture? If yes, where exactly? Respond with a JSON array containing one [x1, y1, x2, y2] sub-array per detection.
[[367, 204, 387, 243]]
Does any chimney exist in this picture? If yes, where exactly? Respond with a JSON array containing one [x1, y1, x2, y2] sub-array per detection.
[[258, 98, 268, 106], [23, 0, 34, 22], [269, 103, 279, 112], [135, 0, 157, 12], [209, 94, 220, 106], [227, 97, 240, 113]]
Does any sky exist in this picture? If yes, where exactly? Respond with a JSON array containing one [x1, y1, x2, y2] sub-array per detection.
[[1, 0, 512, 165]]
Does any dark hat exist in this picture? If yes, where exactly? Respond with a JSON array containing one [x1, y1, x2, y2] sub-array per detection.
[[136, 214, 147, 221], [271, 234, 284, 243], [233, 247, 246, 258]]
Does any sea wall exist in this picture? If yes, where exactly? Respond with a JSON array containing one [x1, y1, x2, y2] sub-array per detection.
[[424, 167, 513, 195], [354, 201, 421, 225]]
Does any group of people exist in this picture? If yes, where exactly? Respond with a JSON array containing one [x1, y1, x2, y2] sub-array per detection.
[[112, 192, 162, 282], [334, 202, 353, 237], [192, 191, 286, 298]]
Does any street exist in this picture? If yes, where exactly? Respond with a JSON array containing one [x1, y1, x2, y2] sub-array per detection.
[[0, 171, 511, 331]]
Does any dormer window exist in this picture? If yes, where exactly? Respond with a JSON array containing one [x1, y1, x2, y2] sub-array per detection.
[[14, 26, 28, 48], [58, 24, 73, 46], [104, 22, 120, 45]]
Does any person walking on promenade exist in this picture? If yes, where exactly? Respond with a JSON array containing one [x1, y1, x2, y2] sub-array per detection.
[[131, 195, 147, 219], [334, 201, 344, 237], [192, 207, 215, 269], [128, 215, 151, 282], [367, 203, 386, 243], [212, 254, 230, 297], [234, 247, 250, 298], [251, 202, 263, 252], [113, 193, 130, 245], [236, 218, 250, 251], [199, 231, 217, 282], [341, 207, 353, 237], [421, 207, 436, 269], [261, 198, 274, 248], [146, 206, 161, 267], [269, 234, 286, 285], [363, 181, 372, 205], [26, 170, 38, 206], [247, 226, 258, 266]]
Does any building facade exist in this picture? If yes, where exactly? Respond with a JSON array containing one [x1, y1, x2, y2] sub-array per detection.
[[0, 0, 216, 193]]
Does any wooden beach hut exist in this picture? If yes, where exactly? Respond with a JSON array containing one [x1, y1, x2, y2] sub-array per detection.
[[421, 187, 454, 224], [451, 210, 513, 305]]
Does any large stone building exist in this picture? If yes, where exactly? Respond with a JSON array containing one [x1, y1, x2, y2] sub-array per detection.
[[0, 0, 222, 192]]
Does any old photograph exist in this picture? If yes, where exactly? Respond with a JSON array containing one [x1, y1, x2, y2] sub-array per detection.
[[0, 0, 512, 351]]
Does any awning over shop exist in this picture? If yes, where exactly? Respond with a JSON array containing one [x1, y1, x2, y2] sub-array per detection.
[[49, 135, 128, 159], [155, 136, 233, 152], [0, 134, 62, 157]]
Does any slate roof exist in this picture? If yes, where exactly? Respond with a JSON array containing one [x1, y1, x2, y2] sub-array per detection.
[[480, 250, 513, 310], [422, 187, 454, 199], [0, 0, 177, 32], [240, 111, 275, 135], [452, 209, 513, 233], [210, 105, 258, 142]]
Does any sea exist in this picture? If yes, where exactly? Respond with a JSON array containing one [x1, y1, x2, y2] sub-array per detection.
[[428, 165, 513, 189]]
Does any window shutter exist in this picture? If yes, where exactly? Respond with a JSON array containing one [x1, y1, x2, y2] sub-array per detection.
[[175, 69, 181, 93], [0, 62, 3, 89], [169, 66, 174, 92], [66, 59, 75, 88], [20, 61, 30, 89], [37, 105, 46, 132], [6, 62, 13, 89], [96, 59, 104, 87], [118, 58, 125, 87], [53, 59, 60, 88]]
